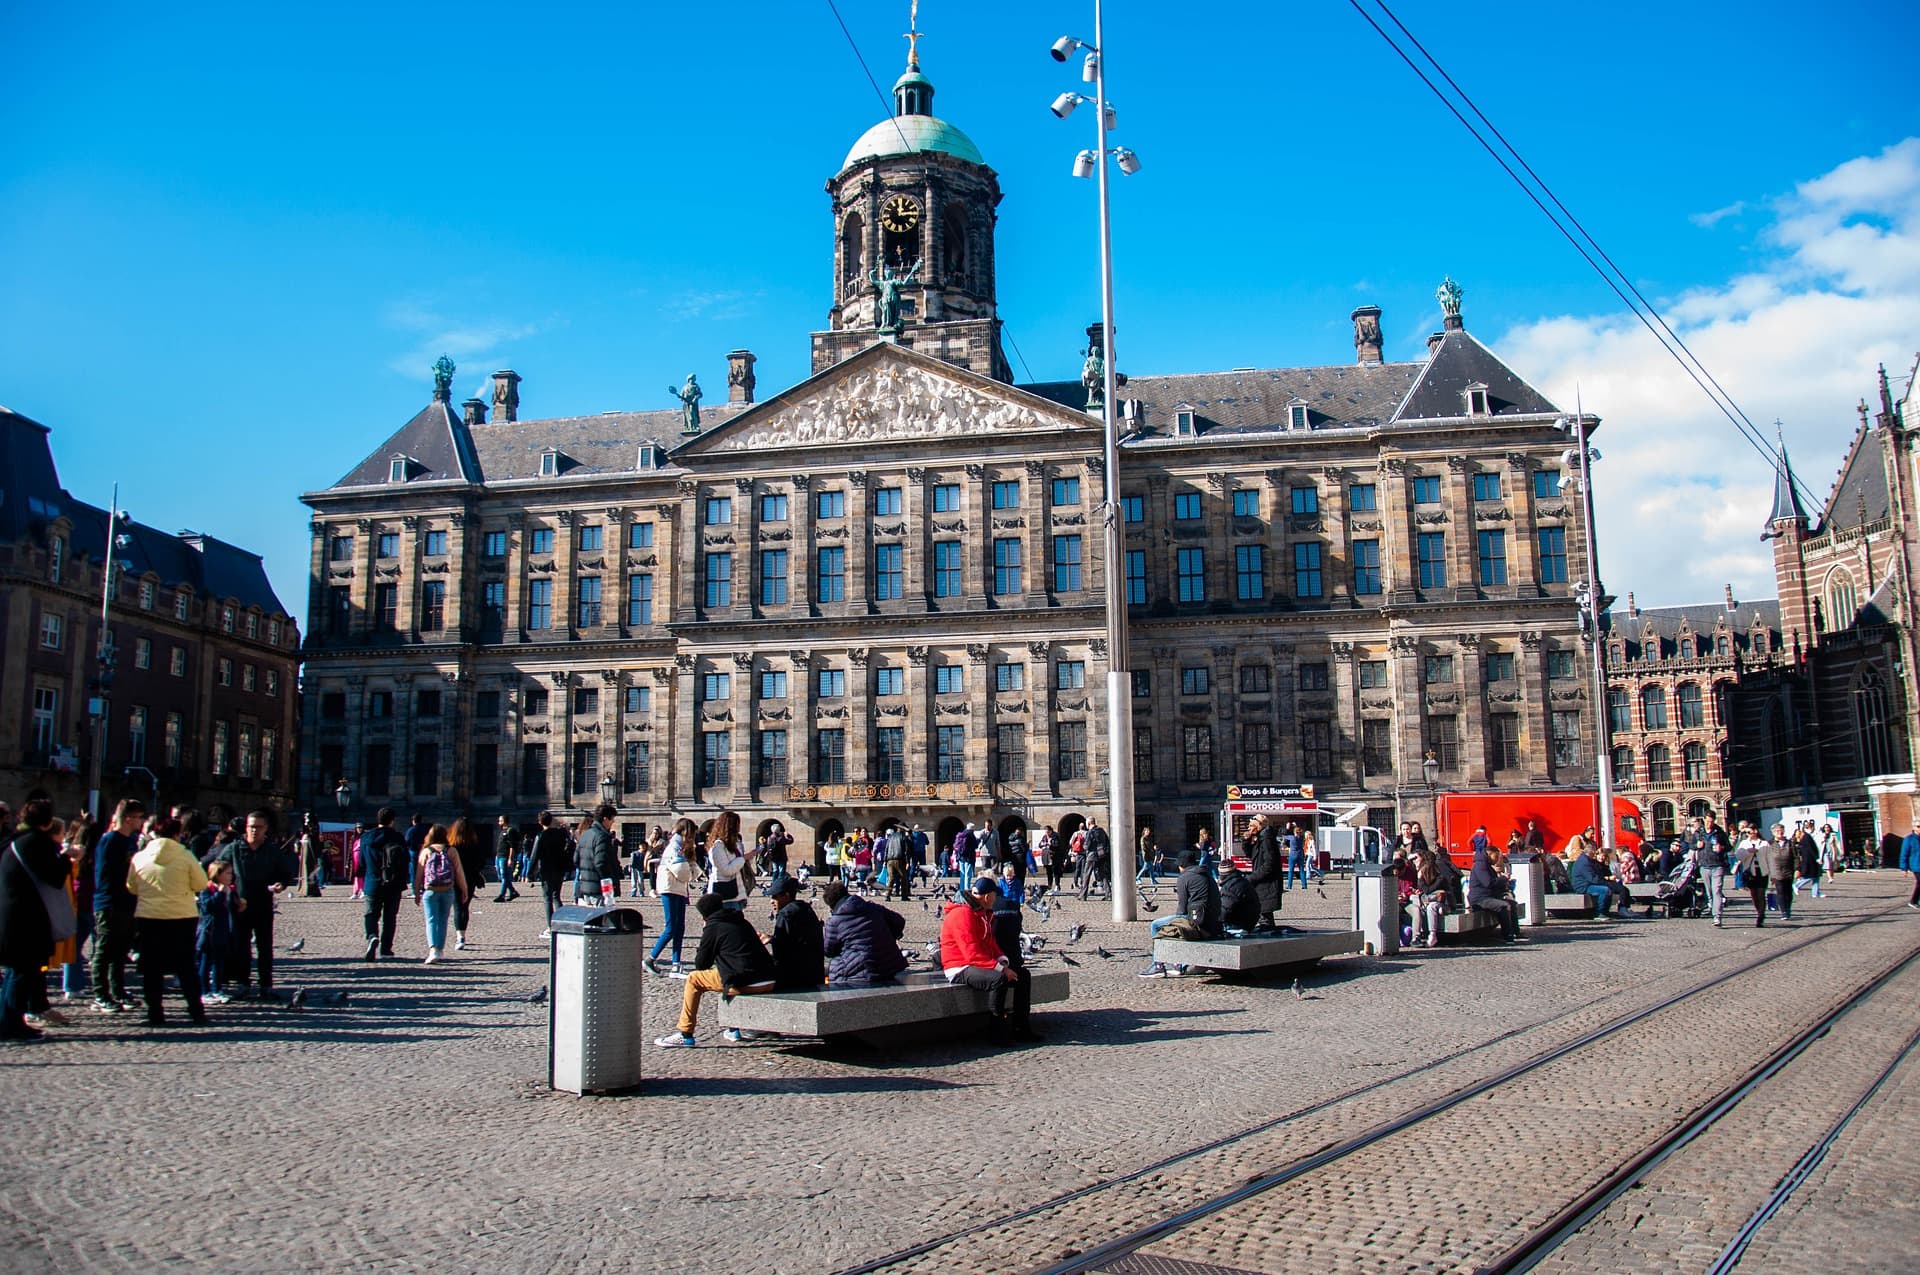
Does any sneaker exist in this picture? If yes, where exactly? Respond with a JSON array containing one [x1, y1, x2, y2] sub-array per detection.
[[1137, 963, 1169, 979], [364, 938, 379, 961], [23, 1014, 47, 1029], [204, 993, 231, 1006], [644, 957, 661, 975], [654, 1032, 697, 1048], [455, 936, 468, 951], [670, 965, 689, 979], [91, 998, 122, 1015], [425, 948, 440, 964], [722, 1028, 756, 1043]]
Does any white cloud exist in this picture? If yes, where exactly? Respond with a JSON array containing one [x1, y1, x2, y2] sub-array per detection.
[[381, 301, 546, 381], [1498, 138, 1920, 609], [1689, 199, 1745, 228], [661, 288, 764, 322]]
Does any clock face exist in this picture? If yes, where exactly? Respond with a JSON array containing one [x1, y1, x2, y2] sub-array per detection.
[[880, 194, 921, 233]]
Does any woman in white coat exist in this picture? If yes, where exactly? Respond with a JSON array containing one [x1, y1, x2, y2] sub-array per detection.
[[646, 818, 696, 974]]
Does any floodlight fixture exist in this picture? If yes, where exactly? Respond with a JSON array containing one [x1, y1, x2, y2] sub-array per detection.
[[1051, 35, 1085, 62], [1114, 147, 1141, 175], [1052, 91, 1083, 119], [1072, 150, 1097, 179]]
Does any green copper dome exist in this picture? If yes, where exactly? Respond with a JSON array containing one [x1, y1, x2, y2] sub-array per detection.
[[841, 114, 986, 171]]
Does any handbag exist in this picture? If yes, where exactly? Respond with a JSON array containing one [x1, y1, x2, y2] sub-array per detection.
[[708, 878, 739, 901], [12, 844, 77, 943]]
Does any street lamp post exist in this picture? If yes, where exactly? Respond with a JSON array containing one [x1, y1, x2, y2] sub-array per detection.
[[599, 774, 618, 811], [1053, 0, 1142, 924], [334, 777, 354, 814], [86, 489, 130, 819], [1563, 407, 1615, 851]]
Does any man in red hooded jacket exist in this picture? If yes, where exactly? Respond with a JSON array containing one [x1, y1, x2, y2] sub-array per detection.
[[940, 877, 1034, 1044]]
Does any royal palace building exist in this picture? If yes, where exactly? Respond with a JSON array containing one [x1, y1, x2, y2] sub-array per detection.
[[299, 52, 1596, 857]]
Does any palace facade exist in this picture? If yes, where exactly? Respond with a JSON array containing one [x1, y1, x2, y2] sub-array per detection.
[[299, 52, 1594, 857]]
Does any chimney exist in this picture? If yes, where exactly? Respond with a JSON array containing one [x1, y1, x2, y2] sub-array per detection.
[[1351, 305, 1383, 364], [491, 370, 521, 423], [1627, 591, 1639, 618], [461, 397, 488, 427], [726, 350, 757, 405], [1426, 331, 1446, 357], [1725, 583, 1737, 611]]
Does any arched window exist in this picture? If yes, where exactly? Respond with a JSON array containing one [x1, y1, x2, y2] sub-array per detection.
[[1856, 669, 1898, 775], [1643, 635, 1660, 662], [1610, 746, 1635, 788], [942, 204, 970, 286], [1607, 688, 1631, 733], [1682, 741, 1708, 783], [1652, 800, 1676, 837], [1713, 681, 1733, 730], [1716, 633, 1731, 656], [1646, 744, 1671, 784], [1825, 569, 1858, 631], [1678, 635, 1694, 659], [1751, 630, 1768, 656], [841, 212, 866, 294], [1677, 683, 1704, 728], [1686, 799, 1714, 820], [1641, 685, 1668, 730]]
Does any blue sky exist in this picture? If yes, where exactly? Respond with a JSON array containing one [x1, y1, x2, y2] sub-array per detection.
[[5, 0, 1918, 614]]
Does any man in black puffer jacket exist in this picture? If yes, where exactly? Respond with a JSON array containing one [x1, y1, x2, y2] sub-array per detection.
[[821, 881, 907, 987]]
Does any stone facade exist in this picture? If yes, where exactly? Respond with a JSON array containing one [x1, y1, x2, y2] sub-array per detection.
[[0, 406, 301, 819], [298, 53, 1592, 858]]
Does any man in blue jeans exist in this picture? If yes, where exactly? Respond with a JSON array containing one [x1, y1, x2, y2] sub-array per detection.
[[1284, 822, 1308, 891], [1139, 853, 1220, 978], [1568, 842, 1618, 916]]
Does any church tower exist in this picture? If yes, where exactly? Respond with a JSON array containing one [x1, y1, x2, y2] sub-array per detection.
[[811, 36, 1009, 380]]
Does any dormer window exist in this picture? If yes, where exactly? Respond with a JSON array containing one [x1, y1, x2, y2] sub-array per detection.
[[1286, 399, 1309, 431], [387, 455, 419, 483], [636, 444, 662, 469], [539, 449, 560, 478], [1174, 407, 1196, 437], [1465, 382, 1491, 416], [48, 534, 63, 584]]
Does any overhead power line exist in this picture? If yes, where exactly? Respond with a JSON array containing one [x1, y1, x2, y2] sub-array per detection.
[[825, 0, 914, 156], [1350, 0, 1823, 516]]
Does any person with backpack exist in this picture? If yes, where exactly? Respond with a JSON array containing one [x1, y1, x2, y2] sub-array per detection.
[[1, 797, 72, 1042], [1079, 818, 1112, 900], [413, 824, 467, 963], [531, 813, 573, 935], [360, 807, 412, 960]]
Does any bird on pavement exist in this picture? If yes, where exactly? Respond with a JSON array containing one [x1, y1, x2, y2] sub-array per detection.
[[287, 988, 308, 1011], [1141, 899, 1158, 913], [1060, 954, 1081, 967], [1095, 946, 1113, 960], [528, 986, 549, 1004], [1068, 924, 1087, 944], [286, 938, 305, 953]]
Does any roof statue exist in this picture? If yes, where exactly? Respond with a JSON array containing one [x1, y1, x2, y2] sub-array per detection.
[[1081, 343, 1105, 410], [1437, 276, 1464, 325], [431, 354, 456, 401], [870, 259, 921, 333], [671, 373, 703, 435]]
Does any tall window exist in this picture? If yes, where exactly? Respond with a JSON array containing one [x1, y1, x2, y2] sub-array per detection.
[[1611, 746, 1635, 788], [1182, 725, 1214, 782], [1608, 688, 1631, 732], [1490, 715, 1521, 770], [704, 552, 732, 607], [1826, 570, 1858, 629], [1298, 662, 1330, 691], [934, 726, 966, 781], [701, 731, 731, 788], [1181, 665, 1210, 696], [1641, 685, 1668, 729], [1425, 655, 1453, 685], [575, 576, 602, 627], [572, 687, 599, 716], [993, 539, 1023, 595], [1358, 660, 1388, 688], [627, 522, 654, 548], [991, 481, 1021, 510], [937, 665, 967, 693], [529, 528, 555, 555], [1477, 530, 1508, 585], [1052, 477, 1080, 506], [164, 712, 182, 767], [874, 727, 906, 782], [701, 672, 730, 703], [1417, 532, 1447, 588], [1856, 670, 1898, 775], [932, 483, 961, 512], [992, 723, 1026, 782], [817, 668, 847, 697], [1552, 711, 1581, 768], [1177, 548, 1205, 602], [1352, 539, 1382, 595], [1677, 683, 1704, 728], [760, 550, 789, 605], [1290, 486, 1319, 515], [1126, 550, 1147, 604], [759, 670, 787, 699], [934, 541, 962, 597], [1052, 535, 1082, 592], [1534, 470, 1561, 498], [1242, 723, 1274, 780], [875, 544, 904, 599], [1121, 495, 1144, 523], [1235, 544, 1265, 600], [575, 525, 600, 552], [814, 729, 847, 783], [1231, 489, 1259, 517], [127, 706, 148, 764], [1682, 740, 1708, 783], [627, 573, 653, 625], [704, 496, 732, 525], [412, 740, 439, 794], [1361, 720, 1392, 777], [1547, 649, 1576, 680], [478, 580, 504, 635], [259, 728, 276, 782], [1133, 726, 1154, 782], [1057, 722, 1089, 781], [624, 685, 651, 715], [520, 744, 548, 796], [875, 666, 905, 695], [1293, 543, 1323, 598], [759, 493, 789, 522], [1349, 483, 1377, 511], [361, 741, 390, 795], [624, 740, 651, 792], [1239, 664, 1271, 693], [755, 731, 787, 786], [815, 547, 846, 602], [527, 579, 552, 630], [330, 535, 355, 563], [1646, 743, 1672, 784], [1538, 527, 1568, 584], [1412, 475, 1440, 504], [1173, 491, 1202, 520], [419, 580, 446, 632], [1300, 721, 1332, 778], [1472, 472, 1502, 501], [376, 532, 399, 558], [872, 487, 902, 516], [374, 583, 398, 631], [1486, 652, 1516, 682], [212, 721, 230, 776], [30, 688, 57, 753], [993, 662, 1023, 692]]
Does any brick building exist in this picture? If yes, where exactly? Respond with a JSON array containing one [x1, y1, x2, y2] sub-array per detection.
[[0, 405, 302, 820], [298, 52, 1594, 856]]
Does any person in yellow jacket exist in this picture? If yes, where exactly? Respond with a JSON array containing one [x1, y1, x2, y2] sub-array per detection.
[[125, 815, 209, 1026]]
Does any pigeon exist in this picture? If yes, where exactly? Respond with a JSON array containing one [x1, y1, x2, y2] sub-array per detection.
[[527, 986, 549, 1004], [921, 901, 930, 912], [1060, 954, 1082, 967], [1068, 924, 1087, 944], [1316, 888, 1327, 900], [286, 938, 306, 953], [1141, 899, 1158, 913], [287, 988, 307, 1011], [1095, 946, 1113, 960], [1293, 978, 1304, 1000]]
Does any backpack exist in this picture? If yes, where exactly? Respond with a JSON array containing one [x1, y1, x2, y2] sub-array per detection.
[[373, 831, 412, 888], [424, 846, 455, 889]]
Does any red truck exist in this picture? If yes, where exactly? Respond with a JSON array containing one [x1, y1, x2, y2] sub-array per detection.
[[1433, 790, 1645, 868]]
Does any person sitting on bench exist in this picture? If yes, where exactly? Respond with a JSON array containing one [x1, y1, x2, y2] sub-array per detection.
[[1217, 852, 1259, 937], [941, 877, 1033, 1045], [764, 875, 824, 991], [1567, 840, 1622, 917], [1140, 851, 1223, 978], [820, 880, 908, 988], [1468, 843, 1521, 942], [655, 892, 776, 1049], [1409, 845, 1449, 948]]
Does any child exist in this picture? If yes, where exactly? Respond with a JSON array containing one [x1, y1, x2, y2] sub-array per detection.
[[197, 861, 242, 1004]]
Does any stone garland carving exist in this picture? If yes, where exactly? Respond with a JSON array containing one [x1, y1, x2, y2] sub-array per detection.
[[932, 519, 967, 533], [575, 722, 600, 736], [1360, 694, 1395, 711], [760, 707, 792, 721], [523, 723, 549, 736], [936, 703, 971, 717], [1414, 511, 1450, 526], [1535, 502, 1568, 520], [1052, 511, 1086, 527], [1287, 514, 1324, 534], [701, 532, 735, 548], [818, 705, 850, 720], [1488, 689, 1523, 704], [577, 557, 605, 571], [816, 525, 848, 541], [626, 551, 656, 567], [872, 522, 907, 538], [759, 529, 793, 543], [328, 565, 354, 580], [875, 704, 909, 718], [1550, 688, 1586, 702], [1349, 518, 1383, 533], [1425, 692, 1460, 709], [375, 565, 403, 579], [628, 720, 651, 734], [1475, 508, 1514, 524], [1056, 697, 1088, 713], [995, 699, 1030, 716], [422, 560, 452, 575], [529, 559, 557, 574], [906, 646, 929, 666], [992, 517, 1025, 532], [702, 709, 735, 723]]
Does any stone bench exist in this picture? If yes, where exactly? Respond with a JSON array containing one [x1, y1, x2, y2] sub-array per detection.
[[1543, 892, 1598, 918], [1625, 882, 1663, 901], [714, 969, 1069, 1040], [1438, 908, 1500, 942], [1153, 928, 1363, 972]]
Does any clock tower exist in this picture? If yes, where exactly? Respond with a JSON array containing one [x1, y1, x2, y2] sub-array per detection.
[[812, 45, 1009, 380]]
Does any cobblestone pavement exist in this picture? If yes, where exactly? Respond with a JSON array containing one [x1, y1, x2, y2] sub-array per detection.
[[2, 871, 1915, 1274]]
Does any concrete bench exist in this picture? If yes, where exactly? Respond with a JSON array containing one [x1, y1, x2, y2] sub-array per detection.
[[1438, 908, 1500, 942], [1153, 928, 1363, 972], [714, 969, 1069, 1040], [1543, 892, 1598, 918]]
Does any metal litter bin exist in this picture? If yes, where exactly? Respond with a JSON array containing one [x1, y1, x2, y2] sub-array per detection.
[[1508, 852, 1546, 927], [1352, 861, 1400, 956], [548, 905, 647, 1095]]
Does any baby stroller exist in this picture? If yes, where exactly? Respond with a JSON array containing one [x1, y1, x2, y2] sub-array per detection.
[[1654, 852, 1704, 918]]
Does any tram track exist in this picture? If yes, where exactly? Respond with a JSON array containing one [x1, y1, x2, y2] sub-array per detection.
[[830, 902, 1918, 1275]]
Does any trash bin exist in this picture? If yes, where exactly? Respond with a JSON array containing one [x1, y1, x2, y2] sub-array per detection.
[[1352, 861, 1400, 956], [1508, 852, 1546, 928], [548, 905, 647, 1095]]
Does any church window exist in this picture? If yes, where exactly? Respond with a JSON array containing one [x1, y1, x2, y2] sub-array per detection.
[[1856, 670, 1898, 775], [1825, 569, 1857, 630]]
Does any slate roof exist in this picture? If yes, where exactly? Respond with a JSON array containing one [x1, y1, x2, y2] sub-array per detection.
[[1814, 427, 1890, 532], [1601, 599, 1782, 654], [332, 398, 482, 488], [1396, 329, 1559, 420], [1768, 445, 1809, 525], [472, 406, 747, 481], [0, 404, 290, 616]]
